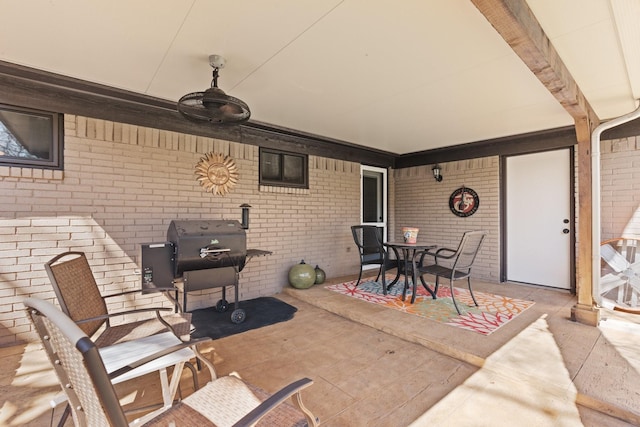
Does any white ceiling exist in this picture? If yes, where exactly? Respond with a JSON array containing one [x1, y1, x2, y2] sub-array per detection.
[[1, 0, 638, 155]]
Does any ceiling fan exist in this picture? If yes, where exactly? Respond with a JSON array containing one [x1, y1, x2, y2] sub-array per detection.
[[177, 55, 251, 125]]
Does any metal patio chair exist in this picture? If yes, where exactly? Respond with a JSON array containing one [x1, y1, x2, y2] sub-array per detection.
[[44, 251, 213, 424], [24, 297, 318, 427], [412, 231, 487, 313], [45, 251, 192, 347], [600, 237, 640, 313], [351, 225, 400, 289]]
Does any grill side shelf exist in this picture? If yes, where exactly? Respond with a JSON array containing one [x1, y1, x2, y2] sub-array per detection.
[[246, 249, 272, 258], [245, 249, 273, 269]]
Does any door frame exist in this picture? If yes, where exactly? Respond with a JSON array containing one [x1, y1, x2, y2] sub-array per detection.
[[360, 164, 388, 237], [499, 147, 576, 291]]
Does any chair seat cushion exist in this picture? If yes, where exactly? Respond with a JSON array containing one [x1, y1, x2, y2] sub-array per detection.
[[143, 375, 308, 427], [362, 253, 384, 264], [184, 376, 261, 426]]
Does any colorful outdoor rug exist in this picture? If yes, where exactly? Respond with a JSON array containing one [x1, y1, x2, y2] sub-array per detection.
[[326, 276, 535, 335]]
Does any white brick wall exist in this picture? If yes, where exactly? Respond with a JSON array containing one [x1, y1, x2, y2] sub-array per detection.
[[600, 136, 640, 241], [393, 157, 501, 282], [0, 116, 361, 346]]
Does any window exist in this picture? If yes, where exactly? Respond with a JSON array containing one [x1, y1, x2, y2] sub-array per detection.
[[0, 104, 63, 169], [259, 148, 308, 188]]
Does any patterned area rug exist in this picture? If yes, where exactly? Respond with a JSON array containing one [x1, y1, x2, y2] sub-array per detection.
[[326, 277, 535, 335]]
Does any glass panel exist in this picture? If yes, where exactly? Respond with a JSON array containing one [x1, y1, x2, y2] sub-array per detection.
[[362, 174, 381, 223], [283, 154, 303, 184], [259, 148, 307, 188], [260, 151, 281, 180], [0, 109, 53, 161]]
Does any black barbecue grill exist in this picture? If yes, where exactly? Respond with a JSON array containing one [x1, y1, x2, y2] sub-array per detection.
[[169, 220, 247, 275], [141, 216, 270, 324]]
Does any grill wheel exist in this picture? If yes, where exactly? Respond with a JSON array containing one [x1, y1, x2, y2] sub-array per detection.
[[231, 309, 246, 324]]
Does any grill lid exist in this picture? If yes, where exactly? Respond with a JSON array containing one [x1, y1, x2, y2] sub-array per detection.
[[167, 220, 247, 275]]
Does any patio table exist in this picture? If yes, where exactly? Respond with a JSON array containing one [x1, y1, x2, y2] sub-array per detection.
[[384, 241, 437, 301]]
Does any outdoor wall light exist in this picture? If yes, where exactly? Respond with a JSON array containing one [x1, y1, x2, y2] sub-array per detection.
[[240, 203, 251, 229], [432, 164, 443, 182]]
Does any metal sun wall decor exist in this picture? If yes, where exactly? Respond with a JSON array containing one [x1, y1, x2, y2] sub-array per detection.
[[195, 152, 238, 196]]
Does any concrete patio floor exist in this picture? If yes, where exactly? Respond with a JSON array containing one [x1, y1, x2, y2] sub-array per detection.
[[1, 272, 640, 426]]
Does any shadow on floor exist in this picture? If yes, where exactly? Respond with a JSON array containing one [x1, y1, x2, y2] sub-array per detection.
[[2, 272, 639, 426]]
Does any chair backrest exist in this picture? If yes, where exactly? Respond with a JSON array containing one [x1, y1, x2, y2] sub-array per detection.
[[600, 238, 640, 277], [45, 251, 108, 337], [23, 297, 129, 427], [452, 231, 487, 272], [601, 238, 640, 264], [351, 225, 385, 259]]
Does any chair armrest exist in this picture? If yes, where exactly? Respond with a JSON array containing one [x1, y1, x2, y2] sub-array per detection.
[[107, 336, 212, 381], [74, 307, 172, 325], [432, 247, 457, 259], [101, 287, 179, 299], [412, 246, 456, 266], [232, 378, 318, 427], [162, 290, 184, 313], [102, 287, 186, 313]]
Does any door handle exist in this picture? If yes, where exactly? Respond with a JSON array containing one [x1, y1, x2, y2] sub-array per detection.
[[562, 228, 570, 234]]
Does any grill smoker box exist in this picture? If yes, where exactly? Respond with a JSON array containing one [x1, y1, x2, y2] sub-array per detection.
[[141, 242, 175, 289], [168, 220, 247, 276]]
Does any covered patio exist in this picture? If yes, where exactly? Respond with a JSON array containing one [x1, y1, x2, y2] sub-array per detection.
[[2, 1, 640, 425], [2, 272, 639, 426]]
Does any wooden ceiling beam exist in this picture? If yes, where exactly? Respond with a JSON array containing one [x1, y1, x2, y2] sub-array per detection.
[[471, 0, 600, 325]]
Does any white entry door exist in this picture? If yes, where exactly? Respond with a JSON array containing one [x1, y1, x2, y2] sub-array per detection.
[[506, 149, 572, 289]]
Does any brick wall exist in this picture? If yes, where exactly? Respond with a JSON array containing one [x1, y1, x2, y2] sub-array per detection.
[[600, 136, 640, 241], [2, 114, 637, 346], [393, 157, 500, 282], [0, 116, 361, 346]]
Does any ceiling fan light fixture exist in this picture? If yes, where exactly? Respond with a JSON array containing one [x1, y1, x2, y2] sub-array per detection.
[[177, 54, 251, 125]]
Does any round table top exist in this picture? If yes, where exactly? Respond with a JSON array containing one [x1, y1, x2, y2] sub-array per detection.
[[384, 241, 436, 249]]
